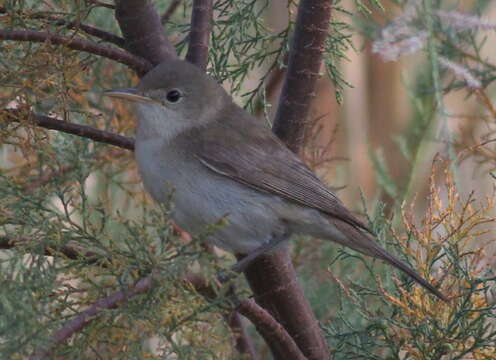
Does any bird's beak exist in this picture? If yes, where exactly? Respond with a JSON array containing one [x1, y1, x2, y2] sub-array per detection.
[[104, 88, 154, 103]]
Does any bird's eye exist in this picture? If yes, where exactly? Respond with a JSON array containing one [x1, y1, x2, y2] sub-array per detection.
[[165, 89, 183, 103]]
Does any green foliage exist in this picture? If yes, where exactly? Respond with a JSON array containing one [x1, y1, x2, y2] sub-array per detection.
[[315, 1, 496, 358], [0, 130, 231, 358], [323, 164, 496, 359], [324, 0, 385, 104]]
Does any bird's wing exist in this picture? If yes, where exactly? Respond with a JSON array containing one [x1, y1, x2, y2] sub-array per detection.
[[187, 117, 447, 302], [192, 118, 372, 234]]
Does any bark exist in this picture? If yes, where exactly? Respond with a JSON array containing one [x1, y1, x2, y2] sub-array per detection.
[[228, 311, 258, 360], [25, 271, 299, 360], [0, 29, 151, 76], [186, 0, 213, 71], [242, 1, 334, 359], [272, 0, 333, 153], [115, 0, 177, 65], [3, 110, 135, 151]]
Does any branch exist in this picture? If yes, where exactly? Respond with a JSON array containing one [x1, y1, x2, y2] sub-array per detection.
[[21, 148, 127, 192], [186, 0, 213, 71], [0, 8, 125, 48], [27, 271, 301, 360], [2, 237, 298, 359], [242, 250, 328, 360], [48, 19, 125, 48], [115, 0, 177, 66], [0, 236, 102, 264], [86, 0, 115, 9], [228, 311, 259, 360], [3, 109, 135, 151], [241, 1, 333, 359], [2, 109, 261, 357], [272, 0, 333, 153], [161, 0, 182, 24], [24, 164, 76, 191], [236, 299, 306, 360], [186, 275, 306, 360], [29, 275, 155, 360], [0, 29, 151, 76]]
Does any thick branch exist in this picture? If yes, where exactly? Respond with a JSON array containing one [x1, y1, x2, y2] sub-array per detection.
[[237, 299, 306, 360], [186, 0, 213, 71], [0, 29, 151, 75], [115, 0, 176, 65], [272, 0, 332, 152], [242, 249, 328, 360], [3, 110, 135, 151], [242, 2, 333, 359]]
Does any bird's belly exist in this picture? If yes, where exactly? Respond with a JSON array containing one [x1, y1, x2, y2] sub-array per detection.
[[135, 142, 283, 254]]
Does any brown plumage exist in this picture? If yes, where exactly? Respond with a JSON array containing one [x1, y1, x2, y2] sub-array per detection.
[[107, 59, 448, 302], [188, 110, 447, 302]]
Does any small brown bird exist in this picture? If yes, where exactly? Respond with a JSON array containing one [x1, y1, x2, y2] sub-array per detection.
[[106, 59, 447, 301]]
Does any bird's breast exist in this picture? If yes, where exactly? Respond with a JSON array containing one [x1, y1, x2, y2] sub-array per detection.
[[134, 137, 285, 253], [135, 138, 176, 203], [135, 138, 241, 223]]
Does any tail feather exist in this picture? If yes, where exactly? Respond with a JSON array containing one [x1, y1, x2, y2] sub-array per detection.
[[332, 220, 448, 302], [371, 245, 448, 302]]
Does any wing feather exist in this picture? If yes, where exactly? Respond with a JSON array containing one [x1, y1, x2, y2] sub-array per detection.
[[190, 118, 372, 234]]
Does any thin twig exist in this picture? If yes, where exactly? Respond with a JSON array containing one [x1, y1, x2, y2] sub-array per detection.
[[0, 29, 151, 75], [47, 18, 125, 48], [29, 275, 155, 360], [441, 36, 496, 71], [86, 0, 115, 9], [476, 89, 496, 119], [24, 164, 76, 191], [22, 147, 128, 192], [161, 0, 182, 24], [3, 109, 135, 151], [0, 236, 102, 263], [186, 0, 213, 71], [253, 60, 287, 119]]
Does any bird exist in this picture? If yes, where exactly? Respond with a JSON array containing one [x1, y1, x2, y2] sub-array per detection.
[[106, 58, 447, 301]]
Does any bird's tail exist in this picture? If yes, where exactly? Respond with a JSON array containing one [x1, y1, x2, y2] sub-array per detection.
[[331, 219, 448, 302]]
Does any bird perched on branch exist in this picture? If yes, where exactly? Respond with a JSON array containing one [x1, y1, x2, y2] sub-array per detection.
[[106, 59, 447, 302]]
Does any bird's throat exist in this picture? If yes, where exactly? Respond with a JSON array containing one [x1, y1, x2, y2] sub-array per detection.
[[134, 102, 189, 142]]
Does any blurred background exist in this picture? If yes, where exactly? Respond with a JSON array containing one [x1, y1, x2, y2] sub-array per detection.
[[261, 0, 496, 214]]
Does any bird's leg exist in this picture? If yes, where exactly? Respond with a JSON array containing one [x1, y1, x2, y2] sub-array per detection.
[[231, 234, 288, 273]]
